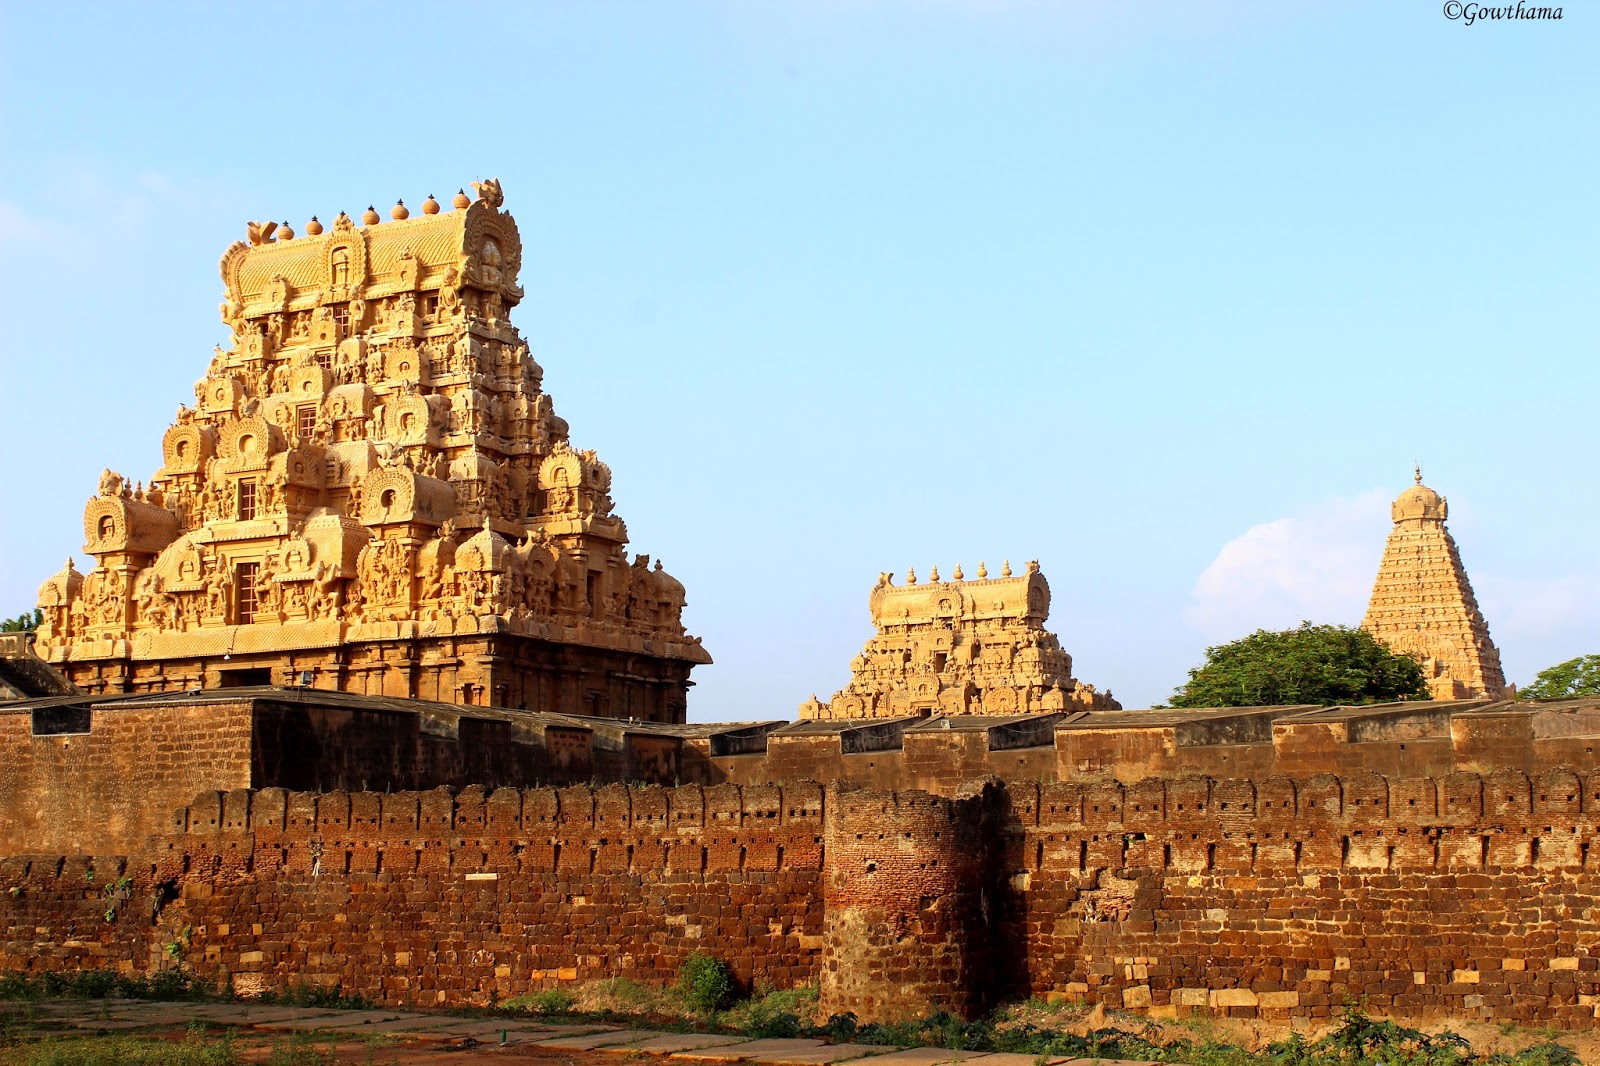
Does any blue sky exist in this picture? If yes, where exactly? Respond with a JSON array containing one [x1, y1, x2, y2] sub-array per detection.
[[1, 1, 1594, 718]]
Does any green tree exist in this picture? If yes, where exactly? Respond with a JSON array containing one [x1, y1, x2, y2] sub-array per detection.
[[1170, 622, 1429, 708], [1518, 655, 1600, 699], [0, 608, 42, 632]]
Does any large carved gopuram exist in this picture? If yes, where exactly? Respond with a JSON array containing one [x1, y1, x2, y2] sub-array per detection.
[[32, 181, 710, 721], [798, 561, 1119, 719]]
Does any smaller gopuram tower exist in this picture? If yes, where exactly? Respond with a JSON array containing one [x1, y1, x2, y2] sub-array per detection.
[[1361, 469, 1507, 701], [798, 561, 1118, 719]]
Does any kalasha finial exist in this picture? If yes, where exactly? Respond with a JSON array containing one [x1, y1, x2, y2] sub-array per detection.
[[422, 194, 441, 215], [278, 220, 295, 240], [1002, 559, 1012, 578], [362, 205, 381, 225], [305, 215, 323, 235], [977, 561, 987, 579], [930, 565, 940, 582], [907, 566, 917, 584], [391, 200, 409, 221], [952, 563, 963, 580], [453, 188, 471, 210], [1414, 462, 1423, 484]]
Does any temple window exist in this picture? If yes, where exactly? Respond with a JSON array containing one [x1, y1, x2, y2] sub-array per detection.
[[236, 562, 260, 624], [331, 248, 350, 288], [237, 479, 257, 521], [98, 516, 115, 540], [423, 294, 439, 319], [296, 405, 317, 440], [332, 303, 350, 335], [314, 351, 331, 369]]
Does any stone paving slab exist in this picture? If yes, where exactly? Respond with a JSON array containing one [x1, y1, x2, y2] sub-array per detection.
[[311, 1012, 470, 1034], [253, 1009, 407, 1032], [191, 1005, 364, 1025], [1057, 1060, 1163, 1066], [959, 1055, 1083, 1066], [831, 1049, 987, 1066], [260, 1011, 419, 1024], [673, 1038, 830, 1062], [750, 1043, 897, 1064], [536, 1027, 659, 1049], [181, 1005, 350, 1023], [611, 1033, 752, 1054], [426, 1021, 559, 1043], [58, 1017, 165, 1030]]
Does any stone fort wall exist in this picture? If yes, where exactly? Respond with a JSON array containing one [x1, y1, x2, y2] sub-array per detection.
[[9, 772, 1600, 1026]]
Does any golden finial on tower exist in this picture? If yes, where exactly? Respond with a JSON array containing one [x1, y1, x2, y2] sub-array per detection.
[[977, 561, 987, 579], [930, 565, 939, 582], [1002, 559, 1012, 578], [952, 563, 963, 580], [1414, 462, 1423, 484], [305, 215, 323, 235], [907, 566, 917, 584], [391, 200, 409, 221], [422, 194, 440, 215]]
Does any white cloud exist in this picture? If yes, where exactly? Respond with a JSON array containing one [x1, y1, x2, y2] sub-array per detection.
[[1474, 573, 1600, 686], [1184, 489, 1389, 641]]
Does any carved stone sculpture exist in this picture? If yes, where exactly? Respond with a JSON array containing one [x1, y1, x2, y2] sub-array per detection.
[[34, 179, 708, 721], [800, 562, 1119, 720]]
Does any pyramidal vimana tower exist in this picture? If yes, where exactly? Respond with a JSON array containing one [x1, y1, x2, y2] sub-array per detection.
[[1361, 468, 1507, 701], [31, 181, 710, 721]]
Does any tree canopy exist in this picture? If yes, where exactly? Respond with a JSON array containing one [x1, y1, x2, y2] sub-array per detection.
[[1170, 622, 1429, 708], [0, 609, 42, 633], [1518, 655, 1600, 700]]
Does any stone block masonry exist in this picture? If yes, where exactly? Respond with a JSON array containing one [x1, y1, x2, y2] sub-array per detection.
[[10, 771, 1600, 1026], [0, 782, 827, 1007]]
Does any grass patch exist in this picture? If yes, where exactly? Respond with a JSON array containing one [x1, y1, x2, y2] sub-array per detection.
[[0, 970, 209, 1003], [0, 1032, 241, 1065], [722, 985, 820, 1038], [255, 982, 372, 1011]]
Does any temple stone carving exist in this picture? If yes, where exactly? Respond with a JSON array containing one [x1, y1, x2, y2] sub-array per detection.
[[799, 561, 1119, 720], [1361, 469, 1507, 701], [34, 182, 710, 721]]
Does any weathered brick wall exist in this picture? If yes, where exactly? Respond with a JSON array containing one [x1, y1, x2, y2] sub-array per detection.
[[0, 698, 606, 857], [12, 772, 1600, 1027], [995, 770, 1600, 1027], [0, 782, 826, 1008], [820, 785, 997, 1021], [0, 702, 255, 856]]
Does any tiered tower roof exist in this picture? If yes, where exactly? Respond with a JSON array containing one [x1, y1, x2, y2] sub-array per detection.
[[799, 561, 1118, 720], [33, 180, 708, 712], [1360, 468, 1506, 700]]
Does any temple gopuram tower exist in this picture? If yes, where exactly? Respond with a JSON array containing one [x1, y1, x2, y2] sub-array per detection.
[[32, 181, 710, 721], [799, 561, 1118, 719], [1360, 469, 1506, 701]]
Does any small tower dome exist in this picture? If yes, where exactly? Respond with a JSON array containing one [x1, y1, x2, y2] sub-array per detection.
[[1392, 465, 1447, 522]]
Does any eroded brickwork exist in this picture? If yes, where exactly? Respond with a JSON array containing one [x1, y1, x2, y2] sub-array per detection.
[[11, 774, 1600, 1027], [0, 782, 825, 1007], [997, 771, 1600, 1026], [820, 786, 997, 1021]]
